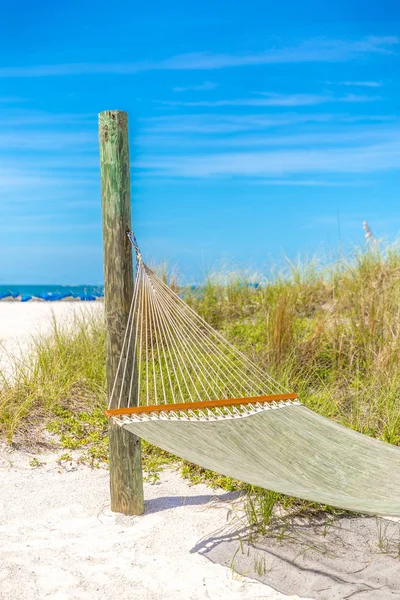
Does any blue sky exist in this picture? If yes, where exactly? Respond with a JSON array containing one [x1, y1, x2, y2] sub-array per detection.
[[1, 1, 399, 283]]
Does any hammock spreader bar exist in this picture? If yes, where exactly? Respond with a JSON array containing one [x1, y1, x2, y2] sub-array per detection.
[[106, 232, 292, 413], [105, 233, 400, 516], [105, 392, 298, 418]]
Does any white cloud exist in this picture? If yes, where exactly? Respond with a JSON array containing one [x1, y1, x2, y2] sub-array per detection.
[[143, 114, 331, 134], [309, 214, 400, 230], [253, 179, 364, 187], [136, 141, 400, 178], [0, 221, 100, 232], [165, 94, 331, 107], [337, 93, 380, 103], [0, 110, 95, 127], [0, 155, 98, 170], [0, 36, 397, 77], [164, 92, 379, 108], [0, 168, 97, 192], [324, 80, 383, 87], [143, 113, 395, 135], [173, 81, 218, 92], [0, 131, 95, 150], [139, 126, 399, 151]]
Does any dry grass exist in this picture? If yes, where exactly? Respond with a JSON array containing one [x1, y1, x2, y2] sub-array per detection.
[[1, 243, 400, 526], [184, 245, 400, 445], [0, 310, 106, 446]]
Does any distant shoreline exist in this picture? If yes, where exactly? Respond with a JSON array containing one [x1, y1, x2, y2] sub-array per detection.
[[0, 285, 104, 303], [0, 296, 104, 303]]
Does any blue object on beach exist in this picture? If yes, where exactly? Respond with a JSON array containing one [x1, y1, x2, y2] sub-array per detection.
[[21, 294, 32, 302], [34, 292, 72, 301], [0, 285, 104, 302]]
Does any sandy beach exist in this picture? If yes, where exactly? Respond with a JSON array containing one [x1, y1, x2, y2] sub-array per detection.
[[0, 302, 103, 378], [0, 301, 103, 354], [3, 2, 400, 597], [0, 303, 303, 600], [1, 445, 307, 600], [1, 303, 400, 600]]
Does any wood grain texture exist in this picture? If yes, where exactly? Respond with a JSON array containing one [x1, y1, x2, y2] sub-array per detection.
[[99, 110, 133, 405], [108, 420, 144, 515], [99, 110, 144, 515]]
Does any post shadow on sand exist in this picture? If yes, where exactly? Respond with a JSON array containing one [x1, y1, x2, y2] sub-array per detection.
[[144, 490, 242, 514], [191, 514, 400, 599]]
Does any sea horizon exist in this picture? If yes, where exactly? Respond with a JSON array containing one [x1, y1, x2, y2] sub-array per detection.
[[0, 284, 104, 302]]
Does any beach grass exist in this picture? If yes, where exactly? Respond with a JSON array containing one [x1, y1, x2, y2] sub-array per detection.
[[1, 242, 400, 529]]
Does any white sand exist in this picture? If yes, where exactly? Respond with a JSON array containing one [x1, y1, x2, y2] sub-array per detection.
[[0, 448, 309, 600], [0, 302, 103, 380], [0, 303, 306, 600], [0, 302, 95, 343], [0, 302, 103, 370]]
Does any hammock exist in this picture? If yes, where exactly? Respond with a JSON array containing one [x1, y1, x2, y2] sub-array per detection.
[[105, 233, 400, 516]]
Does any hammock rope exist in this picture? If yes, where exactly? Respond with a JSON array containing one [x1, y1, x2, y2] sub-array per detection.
[[108, 232, 292, 414], [105, 233, 400, 516]]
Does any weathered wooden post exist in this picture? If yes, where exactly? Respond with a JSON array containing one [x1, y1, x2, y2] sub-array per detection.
[[98, 110, 144, 515]]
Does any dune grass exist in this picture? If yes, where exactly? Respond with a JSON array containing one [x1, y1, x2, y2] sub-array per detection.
[[1, 243, 400, 530]]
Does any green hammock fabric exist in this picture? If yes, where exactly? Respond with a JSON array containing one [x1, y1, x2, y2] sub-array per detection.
[[121, 404, 400, 516], [110, 235, 400, 517]]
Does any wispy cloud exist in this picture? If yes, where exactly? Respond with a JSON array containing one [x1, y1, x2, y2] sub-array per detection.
[[139, 126, 400, 151], [143, 113, 396, 135], [137, 141, 400, 178], [0, 219, 100, 233], [0, 110, 95, 127], [338, 93, 380, 103], [0, 131, 95, 150], [324, 80, 383, 87], [0, 217, 101, 233], [164, 92, 379, 108], [0, 168, 97, 193], [0, 155, 98, 171], [173, 81, 218, 92], [0, 36, 397, 77], [254, 179, 365, 187], [308, 214, 400, 230]]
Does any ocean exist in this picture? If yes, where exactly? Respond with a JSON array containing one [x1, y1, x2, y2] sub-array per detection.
[[0, 285, 104, 302]]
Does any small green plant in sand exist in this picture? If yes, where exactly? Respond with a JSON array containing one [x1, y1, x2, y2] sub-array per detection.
[[1, 243, 400, 532], [29, 457, 44, 468], [376, 518, 400, 557], [253, 553, 268, 577], [57, 452, 73, 463]]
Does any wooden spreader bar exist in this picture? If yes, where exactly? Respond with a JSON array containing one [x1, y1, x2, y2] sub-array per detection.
[[105, 393, 298, 418]]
